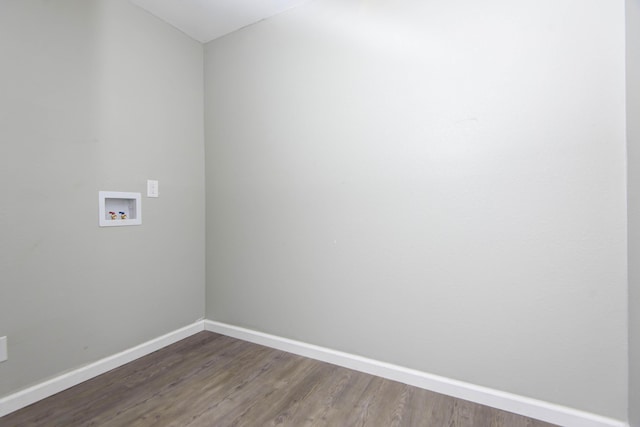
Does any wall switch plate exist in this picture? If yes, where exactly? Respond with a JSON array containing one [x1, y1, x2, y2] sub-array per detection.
[[0, 336, 7, 362], [147, 180, 159, 198]]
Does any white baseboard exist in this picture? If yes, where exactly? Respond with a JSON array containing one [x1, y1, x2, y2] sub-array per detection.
[[1, 319, 628, 427], [0, 320, 204, 418], [204, 320, 628, 427]]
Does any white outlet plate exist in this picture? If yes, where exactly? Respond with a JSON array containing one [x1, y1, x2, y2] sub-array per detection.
[[147, 180, 159, 198], [0, 336, 7, 362]]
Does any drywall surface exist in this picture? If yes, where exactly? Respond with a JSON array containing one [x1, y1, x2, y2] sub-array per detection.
[[628, 0, 640, 424], [0, 0, 204, 397], [204, 0, 628, 419]]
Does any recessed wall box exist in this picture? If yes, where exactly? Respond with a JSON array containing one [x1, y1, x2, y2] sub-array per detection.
[[99, 191, 142, 227]]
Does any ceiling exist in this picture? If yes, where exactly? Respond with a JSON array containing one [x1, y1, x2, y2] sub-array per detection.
[[130, 0, 308, 43]]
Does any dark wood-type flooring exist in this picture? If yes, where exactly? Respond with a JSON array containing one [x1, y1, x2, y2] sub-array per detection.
[[1, 331, 557, 427]]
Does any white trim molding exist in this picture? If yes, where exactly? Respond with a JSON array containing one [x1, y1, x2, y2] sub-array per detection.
[[1, 319, 628, 427], [0, 321, 204, 418], [204, 320, 628, 427]]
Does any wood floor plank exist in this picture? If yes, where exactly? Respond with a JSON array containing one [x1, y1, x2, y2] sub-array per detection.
[[83, 336, 255, 426], [0, 331, 558, 427], [101, 342, 281, 426]]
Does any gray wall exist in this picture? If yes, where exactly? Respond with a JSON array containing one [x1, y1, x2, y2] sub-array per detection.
[[628, 0, 640, 424], [0, 0, 205, 397], [0, 0, 631, 421], [204, 0, 628, 420]]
